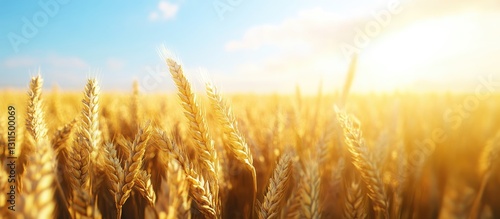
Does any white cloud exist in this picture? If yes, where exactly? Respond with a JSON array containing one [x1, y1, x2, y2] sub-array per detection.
[[221, 7, 362, 93], [225, 0, 500, 53], [149, 12, 159, 21], [106, 58, 125, 71], [2, 55, 88, 69], [225, 8, 355, 52], [46, 55, 88, 68], [149, 1, 179, 21], [0, 55, 91, 90], [222, 3, 500, 93], [3, 56, 39, 68]]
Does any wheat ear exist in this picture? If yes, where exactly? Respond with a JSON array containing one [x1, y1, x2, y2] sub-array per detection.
[[103, 142, 124, 217], [157, 129, 218, 218], [259, 153, 293, 219], [155, 159, 191, 219], [80, 78, 102, 160], [134, 169, 157, 207], [25, 74, 48, 144], [161, 50, 220, 215], [122, 122, 152, 218], [335, 107, 389, 218], [69, 188, 99, 218], [18, 140, 57, 219], [18, 75, 55, 218], [299, 160, 321, 219], [66, 77, 102, 200], [18, 74, 49, 190], [478, 131, 500, 176], [52, 119, 77, 201], [205, 81, 257, 216], [130, 79, 140, 130], [103, 121, 152, 219], [0, 117, 7, 162], [167, 160, 192, 219], [469, 131, 500, 219], [52, 119, 76, 155], [67, 135, 91, 193], [164, 55, 219, 179], [281, 185, 301, 219], [343, 175, 368, 219], [64, 79, 98, 196]]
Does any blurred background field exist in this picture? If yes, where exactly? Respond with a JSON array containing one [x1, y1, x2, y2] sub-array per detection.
[[1, 85, 499, 218]]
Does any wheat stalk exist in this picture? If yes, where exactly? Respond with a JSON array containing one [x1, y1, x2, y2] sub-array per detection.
[[340, 55, 357, 106], [71, 78, 105, 216], [335, 106, 389, 218], [67, 77, 103, 201], [15, 74, 57, 219]]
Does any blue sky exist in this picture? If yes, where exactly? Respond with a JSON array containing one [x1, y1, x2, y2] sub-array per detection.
[[1, 0, 499, 93]]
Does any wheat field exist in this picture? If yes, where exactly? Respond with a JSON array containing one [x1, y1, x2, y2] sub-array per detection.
[[0, 53, 499, 219]]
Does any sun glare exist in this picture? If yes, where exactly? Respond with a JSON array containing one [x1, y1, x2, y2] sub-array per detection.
[[360, 12, 484, 91]]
